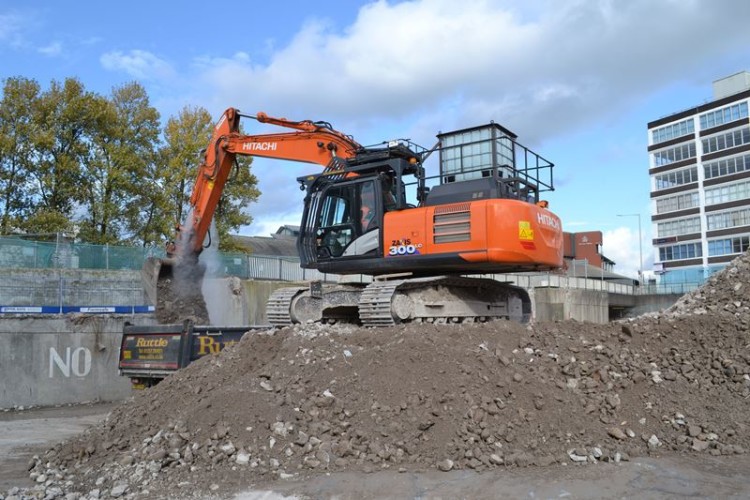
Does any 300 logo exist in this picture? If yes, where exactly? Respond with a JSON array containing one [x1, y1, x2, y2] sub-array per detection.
[[388, 239, 423, 256]]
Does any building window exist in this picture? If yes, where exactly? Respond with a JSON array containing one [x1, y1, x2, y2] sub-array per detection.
[[657, 217, 701, 237], [654, 166, 699, 190], [705, 179, 750, 205], [652, 143, 696, 166], [659, 242, 702, 262], [651, 118, 695, 144], [708, 235, 750, 256], [699, 102, 749, 129], [655, 191, 700, 214], [701, 126, 750, 155], [704, 153, 750, 180], [707, 207, 750, 230]]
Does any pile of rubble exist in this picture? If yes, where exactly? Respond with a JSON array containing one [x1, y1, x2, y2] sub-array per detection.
[[6, 252, 750, 499]]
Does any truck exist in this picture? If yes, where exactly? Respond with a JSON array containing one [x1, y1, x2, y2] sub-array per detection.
[[118, 321, 268, 388]]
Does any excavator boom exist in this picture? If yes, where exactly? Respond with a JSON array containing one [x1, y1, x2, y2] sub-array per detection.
[[143, 108, 363, 308]]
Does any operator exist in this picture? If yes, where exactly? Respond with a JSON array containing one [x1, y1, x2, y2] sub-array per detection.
[[360, 182, 376, 232]]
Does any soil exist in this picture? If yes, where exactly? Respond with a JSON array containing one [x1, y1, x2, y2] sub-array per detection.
[[14, 251, 750, 499], [154, 268, 210, 325]]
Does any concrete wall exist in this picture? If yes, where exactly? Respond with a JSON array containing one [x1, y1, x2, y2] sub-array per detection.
[[203, 278, 304, 325], [0, 269, 145, 308], [0, 315, 156, 409], [627, 293, 682, 317], [533, 287, 609, 323]]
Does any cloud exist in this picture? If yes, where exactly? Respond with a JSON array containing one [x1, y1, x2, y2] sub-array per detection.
[[180, 0, 750, 236], [603, 226, 653, 279], [0, 11, 26, 48], [194, 0, 750, 142], [100, 49, 176, 81], [38, 41, 62, 56]]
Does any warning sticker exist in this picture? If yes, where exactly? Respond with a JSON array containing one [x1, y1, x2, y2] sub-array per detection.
[[519, 221, 534, 241]]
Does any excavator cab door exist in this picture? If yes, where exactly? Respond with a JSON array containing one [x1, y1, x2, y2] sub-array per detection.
[[299, 177, 385, 266]]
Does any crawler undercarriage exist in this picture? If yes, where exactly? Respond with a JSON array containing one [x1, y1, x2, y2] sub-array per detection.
[[266, 276, 531, 327]]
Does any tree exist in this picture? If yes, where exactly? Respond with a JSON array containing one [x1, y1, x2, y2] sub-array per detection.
[[79, 82, 161, 244], [158, 106, 260, 252], [23, 78, 99, 234], [0, 77, 39, 234], [160, 106, 212, 230]]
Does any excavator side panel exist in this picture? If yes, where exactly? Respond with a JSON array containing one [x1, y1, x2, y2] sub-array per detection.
[[381, 199, 563, 271]]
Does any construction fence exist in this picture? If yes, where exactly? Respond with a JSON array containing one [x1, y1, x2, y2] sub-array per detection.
[[0, 236, 698, 303]]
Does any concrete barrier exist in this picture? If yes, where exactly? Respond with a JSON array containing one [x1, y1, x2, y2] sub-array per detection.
[[0, 315, 156, 409], [534, 287, 609, 323]]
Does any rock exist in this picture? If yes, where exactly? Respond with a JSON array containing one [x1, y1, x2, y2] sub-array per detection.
[[568, 450, 588, 463], [608, 428, 628, 440], [437, 459, 454, 471], [688, 425, 702, 437], [647, 435, 661, 450], [45, 486, 64, 498], [110, 484, 128, 498], [236, 450, 251, 465], [692, 439, 710, 452]]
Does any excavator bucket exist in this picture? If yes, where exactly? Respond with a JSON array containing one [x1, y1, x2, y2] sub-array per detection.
[[141, 256, 177, 306]]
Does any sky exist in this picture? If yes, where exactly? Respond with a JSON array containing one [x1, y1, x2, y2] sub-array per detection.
[[2, 0, 750, 279]]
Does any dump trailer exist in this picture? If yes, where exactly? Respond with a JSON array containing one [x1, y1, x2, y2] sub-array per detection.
[[118, 321, 268, 388]]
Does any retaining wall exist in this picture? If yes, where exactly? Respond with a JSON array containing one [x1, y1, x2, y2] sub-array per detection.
[[533, 287, 609, 323], [0, 315, 156, 409]]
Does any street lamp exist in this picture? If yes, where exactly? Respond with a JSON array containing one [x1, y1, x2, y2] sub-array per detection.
[[617, 213, 643, 283]]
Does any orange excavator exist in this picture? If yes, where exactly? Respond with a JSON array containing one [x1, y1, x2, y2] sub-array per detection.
[[144, 108, 564, 327]]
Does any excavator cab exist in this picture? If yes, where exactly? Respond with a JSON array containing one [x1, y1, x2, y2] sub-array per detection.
[[302, 175, 390, 261], [296, 147, 419, 272]]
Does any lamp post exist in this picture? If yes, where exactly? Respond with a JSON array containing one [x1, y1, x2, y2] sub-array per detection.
[[617, 213, 643, 283]]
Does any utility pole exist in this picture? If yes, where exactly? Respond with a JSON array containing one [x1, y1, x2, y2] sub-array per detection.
[[617, 213, 643, 283]]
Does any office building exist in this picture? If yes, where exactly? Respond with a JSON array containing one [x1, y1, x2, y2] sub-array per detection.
[[648, 71, 750, 284]]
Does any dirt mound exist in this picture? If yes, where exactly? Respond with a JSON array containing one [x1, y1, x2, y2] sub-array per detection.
[[21, 252, 750, 499]]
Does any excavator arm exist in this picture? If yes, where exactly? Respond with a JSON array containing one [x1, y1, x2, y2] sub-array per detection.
[[180, 108, 363, 256], [143, 107, 363, 307]]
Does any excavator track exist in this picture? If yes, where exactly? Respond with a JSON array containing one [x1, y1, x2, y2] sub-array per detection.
[[358, 276, 531, 328], [357, 280, 405, 326], [266, 286, 306, 326], [265, 277, 531, 328], [268, 284, 367, 326]]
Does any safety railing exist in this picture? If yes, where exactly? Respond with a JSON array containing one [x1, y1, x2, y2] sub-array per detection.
[[0, 236, 699, 311]]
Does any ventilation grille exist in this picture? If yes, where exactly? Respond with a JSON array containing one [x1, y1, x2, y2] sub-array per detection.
[[433, 205, 471, 244]]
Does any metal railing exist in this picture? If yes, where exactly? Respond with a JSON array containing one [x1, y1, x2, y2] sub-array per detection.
[[0, 236, 163, 271], [0, 236, 698, 314]]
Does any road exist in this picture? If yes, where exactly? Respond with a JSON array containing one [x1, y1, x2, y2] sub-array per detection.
[[0, 402, 117, 492], [2, 403, 749, 499]]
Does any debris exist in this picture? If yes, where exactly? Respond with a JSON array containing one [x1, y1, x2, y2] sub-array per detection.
[[15, 250, 750, 499]]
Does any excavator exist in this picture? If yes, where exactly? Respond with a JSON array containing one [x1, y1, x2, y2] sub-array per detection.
[[143, 107, 564, 327]]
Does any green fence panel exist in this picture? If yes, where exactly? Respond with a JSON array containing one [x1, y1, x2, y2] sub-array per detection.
[[74, 243, 108, 270], [0, 238, 57, 269], [216, 252, 249, 278]]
